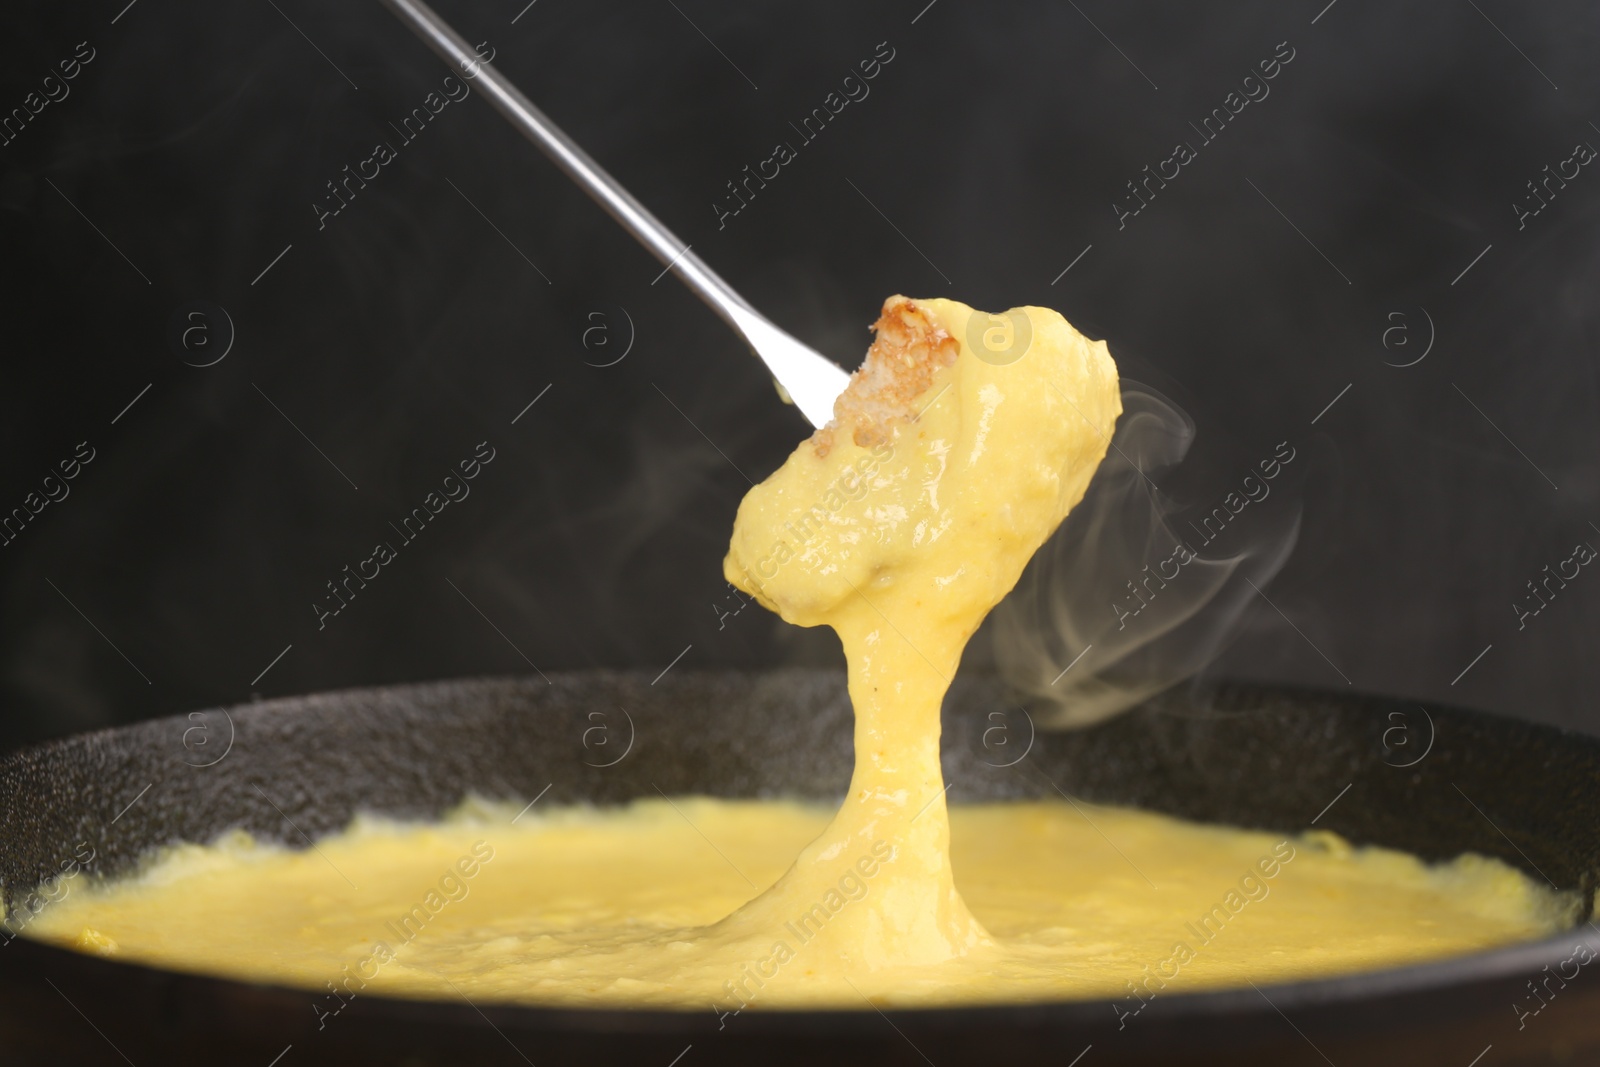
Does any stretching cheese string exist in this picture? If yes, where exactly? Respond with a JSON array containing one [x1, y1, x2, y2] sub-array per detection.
[[718, 296, 1121, 975]]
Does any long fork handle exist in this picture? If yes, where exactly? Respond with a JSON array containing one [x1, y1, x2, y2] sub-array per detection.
[[378, 0, 754, 331]]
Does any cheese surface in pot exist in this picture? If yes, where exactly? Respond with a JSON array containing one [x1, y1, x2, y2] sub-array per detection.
[[18, 798, 1575, 1009]]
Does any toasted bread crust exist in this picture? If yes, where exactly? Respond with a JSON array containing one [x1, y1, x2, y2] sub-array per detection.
[[813, 296, 958, 457]]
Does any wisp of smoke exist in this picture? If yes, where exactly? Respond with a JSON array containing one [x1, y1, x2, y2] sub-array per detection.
[[991, 383, 1301, 729]]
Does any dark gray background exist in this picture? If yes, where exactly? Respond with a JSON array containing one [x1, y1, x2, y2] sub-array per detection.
[[1, 0, 1596, 749]]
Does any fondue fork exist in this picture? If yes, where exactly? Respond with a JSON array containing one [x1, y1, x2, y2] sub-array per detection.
[[377, 0, 850, 428]]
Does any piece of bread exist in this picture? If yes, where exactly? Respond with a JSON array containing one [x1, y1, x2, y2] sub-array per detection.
[[813, 295, 958, 456]]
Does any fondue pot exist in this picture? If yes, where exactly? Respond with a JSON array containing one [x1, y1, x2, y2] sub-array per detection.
[[1, 670, 1597, 1066]]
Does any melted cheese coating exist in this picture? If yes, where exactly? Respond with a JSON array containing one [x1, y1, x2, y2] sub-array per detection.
[[717, 296, 1122, 974], [14, 297, 1576, 1008]]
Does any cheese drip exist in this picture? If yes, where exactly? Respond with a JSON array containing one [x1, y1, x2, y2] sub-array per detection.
[[719, 295, 1121, 970]]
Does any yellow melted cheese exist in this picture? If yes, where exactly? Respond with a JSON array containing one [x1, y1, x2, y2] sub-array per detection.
[[715, 295, 1123, 976], [17, 800, 1575, 1011], [14, 297, 1577, 1009]]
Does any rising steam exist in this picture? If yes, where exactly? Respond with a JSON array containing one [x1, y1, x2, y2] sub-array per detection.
[[991, 383, 1301, 729]]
